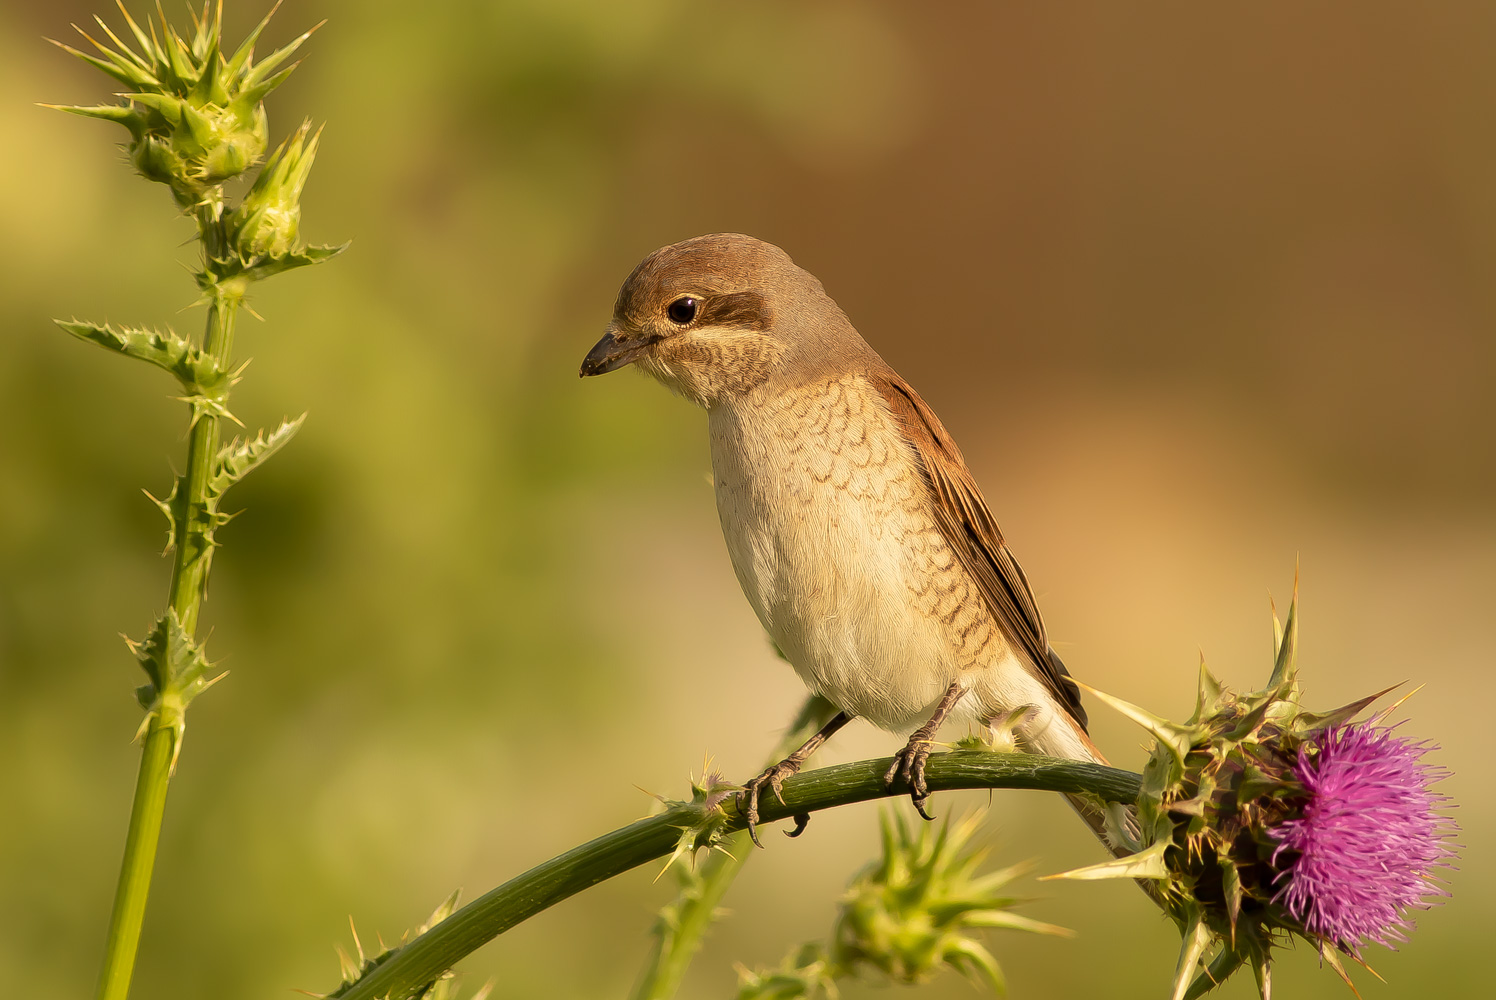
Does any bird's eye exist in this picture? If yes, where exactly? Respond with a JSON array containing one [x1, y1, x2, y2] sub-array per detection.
[[666, 296, 698, 325]]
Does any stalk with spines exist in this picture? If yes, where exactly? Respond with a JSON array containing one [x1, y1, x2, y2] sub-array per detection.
[[46, 4, 344, 999]]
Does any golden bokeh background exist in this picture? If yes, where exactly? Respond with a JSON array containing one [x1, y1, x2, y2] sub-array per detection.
[[1, 2, 1489, 997]]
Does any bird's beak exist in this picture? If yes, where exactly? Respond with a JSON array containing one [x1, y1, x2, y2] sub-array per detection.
[[579, 325, 658, 377]]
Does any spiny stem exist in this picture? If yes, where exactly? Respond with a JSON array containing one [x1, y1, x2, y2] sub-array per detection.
[[333, 751, 1143, 1000], [629, 696, 839, 1000], [94, 279, 239, 1000], [165, 285, 238, 628]]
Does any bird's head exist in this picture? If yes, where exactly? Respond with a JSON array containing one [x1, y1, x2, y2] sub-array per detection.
[[580, 233, 860, 407]]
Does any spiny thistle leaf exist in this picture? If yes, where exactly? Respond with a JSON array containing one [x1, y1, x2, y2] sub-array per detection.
[[223, 241, 350, 284], [210, 414, 305, 498], [126, 608, 219, 707], [733, 943, 836, 1000], [54, 318, 232, 393], [124, 608, 225, 772]]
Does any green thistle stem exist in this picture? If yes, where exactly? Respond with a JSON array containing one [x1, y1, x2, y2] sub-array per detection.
[[94, 719, 174, 1000], [167, 285, 237, 627], [94, 279, 239, 1000], [631, 844, 751, 1000], [333, 752, 1142, 1000], [629, 696, 839, 1000]]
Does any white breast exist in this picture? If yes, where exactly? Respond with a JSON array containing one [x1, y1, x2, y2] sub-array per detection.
[[707, 375, 977, 732]]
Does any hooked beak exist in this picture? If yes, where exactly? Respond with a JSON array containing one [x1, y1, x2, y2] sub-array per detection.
[[579, 326, 660, 377]]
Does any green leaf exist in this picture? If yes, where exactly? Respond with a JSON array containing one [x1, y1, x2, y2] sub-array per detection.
[[210, 415, 306, 499], [126, 608, 219, 706], [235, 241, 350, 282], [54, 318, 231, 393]]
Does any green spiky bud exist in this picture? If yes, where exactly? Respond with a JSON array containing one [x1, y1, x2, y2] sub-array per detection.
[[130, 134, 184, 186], [830, 811, 1070, 991], [226, 122, 319, 258], [736, 809, 1070, 999], [48, 3, 318, 207]]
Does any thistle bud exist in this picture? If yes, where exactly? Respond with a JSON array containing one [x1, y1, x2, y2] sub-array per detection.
[[227, 122, 320, 259], [737, 809, 1070, 998], [1053, 597, 1457, 999], [130, 135, 184, 186], [203, 107, 268, 182], [49, 3, 317, 207], [832, 811, 1069, 990]]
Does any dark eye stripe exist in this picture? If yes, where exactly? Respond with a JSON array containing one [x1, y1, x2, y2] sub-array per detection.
[[696, 290, 773, 331]]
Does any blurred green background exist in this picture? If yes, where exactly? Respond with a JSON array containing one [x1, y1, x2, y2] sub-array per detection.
[[2, 1, 1490, 997]]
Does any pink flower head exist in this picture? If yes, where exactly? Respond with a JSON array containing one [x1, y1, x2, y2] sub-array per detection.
[[1270, 723, 1457, 956]]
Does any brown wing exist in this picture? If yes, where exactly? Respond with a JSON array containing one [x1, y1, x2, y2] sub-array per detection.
[[869, 370, 1089, 730]]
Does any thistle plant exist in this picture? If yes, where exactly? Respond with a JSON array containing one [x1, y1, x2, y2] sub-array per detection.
[[1051, 595, 1457, 999], [47, 4, 342, 999], [735, 810, 1071, 999]]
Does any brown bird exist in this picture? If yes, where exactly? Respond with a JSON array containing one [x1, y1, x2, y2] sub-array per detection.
[[581, 233, 1114, 848]]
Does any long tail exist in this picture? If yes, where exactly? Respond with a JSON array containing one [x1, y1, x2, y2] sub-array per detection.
[[1013, 708, 1139, 860]]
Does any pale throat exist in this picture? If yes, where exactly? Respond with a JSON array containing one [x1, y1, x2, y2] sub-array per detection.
[[637, 328, 787, 407]]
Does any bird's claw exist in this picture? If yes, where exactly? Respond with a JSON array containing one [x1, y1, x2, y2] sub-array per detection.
[[738, 759, 801, 848], [884, 737, 936, 820]]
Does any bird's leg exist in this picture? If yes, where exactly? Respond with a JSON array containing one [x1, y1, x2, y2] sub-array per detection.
[[740, 710, 852, 848], [884, 681, 965, 821]]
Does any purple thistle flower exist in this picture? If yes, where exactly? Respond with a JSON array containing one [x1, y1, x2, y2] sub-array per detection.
[[1270, 723, 1457, 956]]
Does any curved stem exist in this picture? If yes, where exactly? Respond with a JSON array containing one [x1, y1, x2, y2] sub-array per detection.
[[94, 286, 239, 1000], [333, 751, 1142, 1000]]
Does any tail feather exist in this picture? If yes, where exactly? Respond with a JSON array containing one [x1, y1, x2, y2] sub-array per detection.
[[1065, 724, 1142, 859]]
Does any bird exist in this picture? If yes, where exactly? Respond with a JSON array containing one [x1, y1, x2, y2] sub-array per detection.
[[580, 233, 1115, 849]]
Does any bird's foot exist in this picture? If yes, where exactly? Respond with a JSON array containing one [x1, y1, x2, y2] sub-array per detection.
[[884, 736, 937, 821], [738, 758, 804, 848]]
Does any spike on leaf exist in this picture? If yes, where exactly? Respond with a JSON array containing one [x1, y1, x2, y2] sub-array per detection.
[[1042, 838, 1171, 882], [210, 414, 305, 498], [1074, 679, 1194, 774]]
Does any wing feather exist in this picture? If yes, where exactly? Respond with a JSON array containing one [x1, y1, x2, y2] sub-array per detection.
[[869, 371, 1089, 730]]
